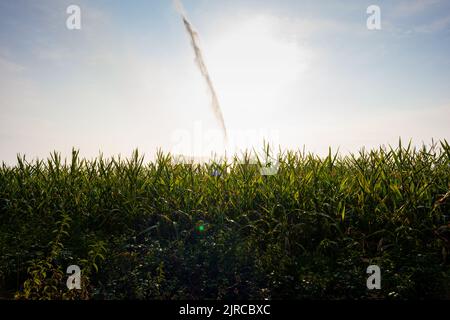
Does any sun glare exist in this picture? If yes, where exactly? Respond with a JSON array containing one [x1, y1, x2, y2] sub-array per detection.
[[204, 15, 310, 150]]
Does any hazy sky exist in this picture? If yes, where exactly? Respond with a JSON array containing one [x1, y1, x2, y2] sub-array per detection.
[[1, 0, 450, 163]]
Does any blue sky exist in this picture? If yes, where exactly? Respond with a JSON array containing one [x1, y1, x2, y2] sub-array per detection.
[[1, 0, 449, 163]]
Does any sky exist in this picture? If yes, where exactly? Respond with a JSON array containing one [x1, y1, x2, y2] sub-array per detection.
[[1, 0, 450, 164]]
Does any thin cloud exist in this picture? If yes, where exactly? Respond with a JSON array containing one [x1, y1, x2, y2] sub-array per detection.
[[414, 14, 450, 33], [392, 0, 441, 17]]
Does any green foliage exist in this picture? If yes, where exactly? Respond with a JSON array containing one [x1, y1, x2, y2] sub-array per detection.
[[1, 142, 450, 299]]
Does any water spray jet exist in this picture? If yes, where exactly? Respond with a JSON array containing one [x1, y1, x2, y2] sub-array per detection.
[[173, 0, 228, 145]]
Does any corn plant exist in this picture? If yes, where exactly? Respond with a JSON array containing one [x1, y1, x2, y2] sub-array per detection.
[[0, 141, 449, 299]]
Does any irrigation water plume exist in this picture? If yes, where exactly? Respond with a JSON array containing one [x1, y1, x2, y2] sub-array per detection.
[[173, 0, 228, 144]]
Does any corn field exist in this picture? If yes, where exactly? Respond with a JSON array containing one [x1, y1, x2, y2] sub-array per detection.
[[1, 141, 450, 299]]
